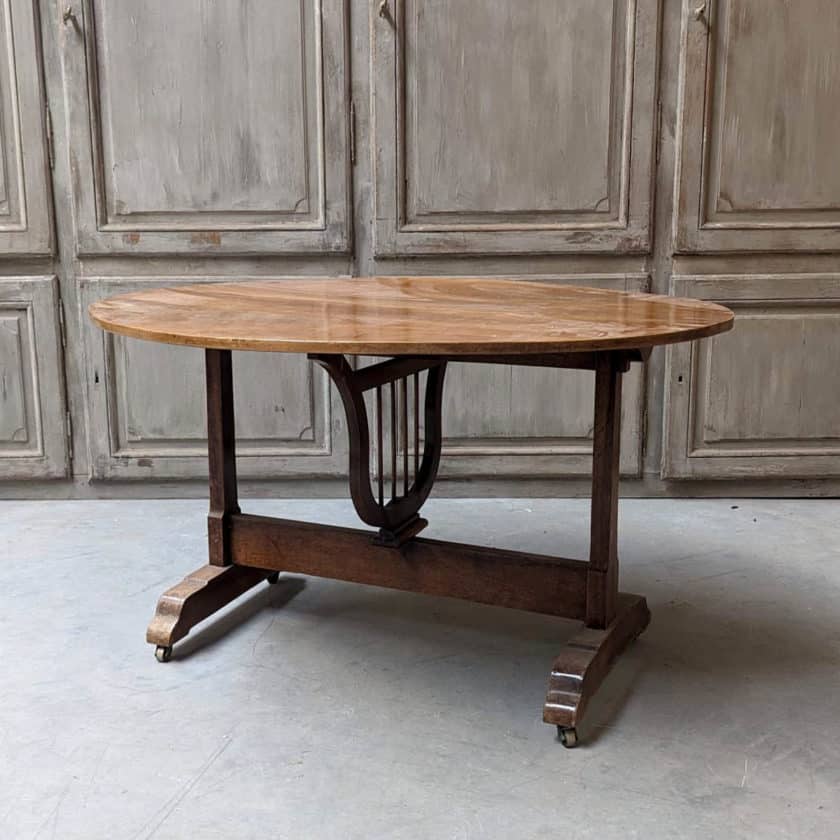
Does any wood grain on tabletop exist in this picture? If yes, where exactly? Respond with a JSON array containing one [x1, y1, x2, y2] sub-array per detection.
[[88, 277, 735, 355]]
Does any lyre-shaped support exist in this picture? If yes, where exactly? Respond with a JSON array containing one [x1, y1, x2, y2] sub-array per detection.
[[309, 354, 447, 545]]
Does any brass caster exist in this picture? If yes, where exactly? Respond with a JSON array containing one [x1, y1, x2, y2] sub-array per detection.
[[267, 572, 280, 585], [557, 726, 579, 748], [155, 645, 173, 663]]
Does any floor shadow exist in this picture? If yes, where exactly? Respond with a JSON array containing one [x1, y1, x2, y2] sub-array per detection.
[[163, 554, 840, 745], [172, 575, 307, 659], [575, 573, 840, 744]]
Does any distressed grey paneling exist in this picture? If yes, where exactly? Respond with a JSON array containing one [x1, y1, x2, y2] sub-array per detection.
[[81, 278, 347, 480], [62, 0, 350, 255], [0, 0, 52, 254], [432, 275, 648, 478], [675, 0, 840, 252], [663, 275, 840, 479], [0, 278, 67, 478], [372, 0, 659, 255]]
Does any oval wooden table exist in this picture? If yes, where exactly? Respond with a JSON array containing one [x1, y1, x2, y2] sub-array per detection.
[[90, 277, 734, 747]]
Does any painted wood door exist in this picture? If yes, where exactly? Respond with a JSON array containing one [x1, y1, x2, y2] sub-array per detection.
[[80, 277, 347, 480], [675, 0, 840, 252], [663, 275, 840, 478], [60, 0, 350, 255], [0, 0, 52, 255], [371, 0, 660, 256], [0, 1, 61, 482], [438, 276, 648, 478], [60, 1, 353, 481], [357, 276, 648, 481], [5, 0, 840, 492], [0, 278, 67, 478]]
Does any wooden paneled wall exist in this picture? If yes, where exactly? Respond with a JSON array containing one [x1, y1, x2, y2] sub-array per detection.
[[1, 0, 838, 495]]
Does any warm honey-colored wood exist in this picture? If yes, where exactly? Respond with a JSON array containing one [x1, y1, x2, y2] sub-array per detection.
[[88, 277, 734, 355], [543, 593, 651, 731]]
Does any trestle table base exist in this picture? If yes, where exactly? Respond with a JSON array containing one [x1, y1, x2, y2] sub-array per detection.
[[147, 347, 651, 745]]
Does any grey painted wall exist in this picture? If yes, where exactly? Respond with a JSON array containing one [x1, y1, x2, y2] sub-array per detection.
[[1, 0, 839, 496]]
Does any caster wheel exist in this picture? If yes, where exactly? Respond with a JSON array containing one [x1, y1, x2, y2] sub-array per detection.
[[557, 726, 579, 748], [267, 572, 280, 585], [155, 645, 172, 663]]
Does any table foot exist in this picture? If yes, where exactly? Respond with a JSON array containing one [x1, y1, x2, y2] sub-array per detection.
[[543, 593, 650, 737], [556, 726, 579, 748], [146, 563, 277, 655]]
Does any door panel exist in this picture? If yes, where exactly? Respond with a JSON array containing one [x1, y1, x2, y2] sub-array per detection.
[[62, 0, 350, 255], [436, 275, 648, 477], [372, 0, 659, 255], [0, 0, 52, 254], [0, 278, 67, 479], [663, 275, 840, 478], [81, 278, 347, 480], [675, 0, 840, 252]]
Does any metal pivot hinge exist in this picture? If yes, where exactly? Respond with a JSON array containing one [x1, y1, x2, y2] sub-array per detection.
[[63, 5, 79, 28], [378, 0, 394, 25], [58, 303, 67, 349], [45, 107, 55, 169], [349, 100, 356, 165], [65, 411, 74, 461]]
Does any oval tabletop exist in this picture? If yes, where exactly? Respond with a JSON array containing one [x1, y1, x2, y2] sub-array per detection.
[[88, 277, 734, 355]]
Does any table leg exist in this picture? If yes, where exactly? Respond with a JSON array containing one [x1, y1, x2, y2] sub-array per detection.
[[143, 350, 650, 745], [543, 352, 650, 745], [587, 352, 623, 629], [146, 349, 278, 660]]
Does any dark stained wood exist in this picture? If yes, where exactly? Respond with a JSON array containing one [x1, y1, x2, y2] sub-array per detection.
[[312, 353, 377, 525], [143, 347, 651, 739], [310, 354, 447, 538], [586, 352, 623, 628], [442, 351, 636, 371], [371, 515, 428, 548], [229, 513, 589, 619], [390, 380, 397, 499], [419, 363, 448, 493], [146, 563, 276, 648], [543, 594, 651, 729], [364, 349, 652, 370], [351, 355, 441, 391], [205, 349, 239, 566], [88, 277, 735, 355], [413, 372, 420, 478], [376, 385, 384, 506], [401, 375, 409, 494]]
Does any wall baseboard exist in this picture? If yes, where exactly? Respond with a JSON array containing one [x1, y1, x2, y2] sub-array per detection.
[[2, 476, 839, 501]]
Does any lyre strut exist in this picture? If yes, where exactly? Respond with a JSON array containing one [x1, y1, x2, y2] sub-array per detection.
[[309, 354, 447, 546]]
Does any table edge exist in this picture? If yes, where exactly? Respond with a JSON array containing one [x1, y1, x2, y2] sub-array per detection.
[[88, 306, 735, 355]]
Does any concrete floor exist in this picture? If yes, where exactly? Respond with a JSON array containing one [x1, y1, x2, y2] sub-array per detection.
[[2, 498, 839, 839]]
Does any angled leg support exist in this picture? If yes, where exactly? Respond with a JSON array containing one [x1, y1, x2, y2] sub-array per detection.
[[146, 349, 278, 661], [543, 352, 650, 745]]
